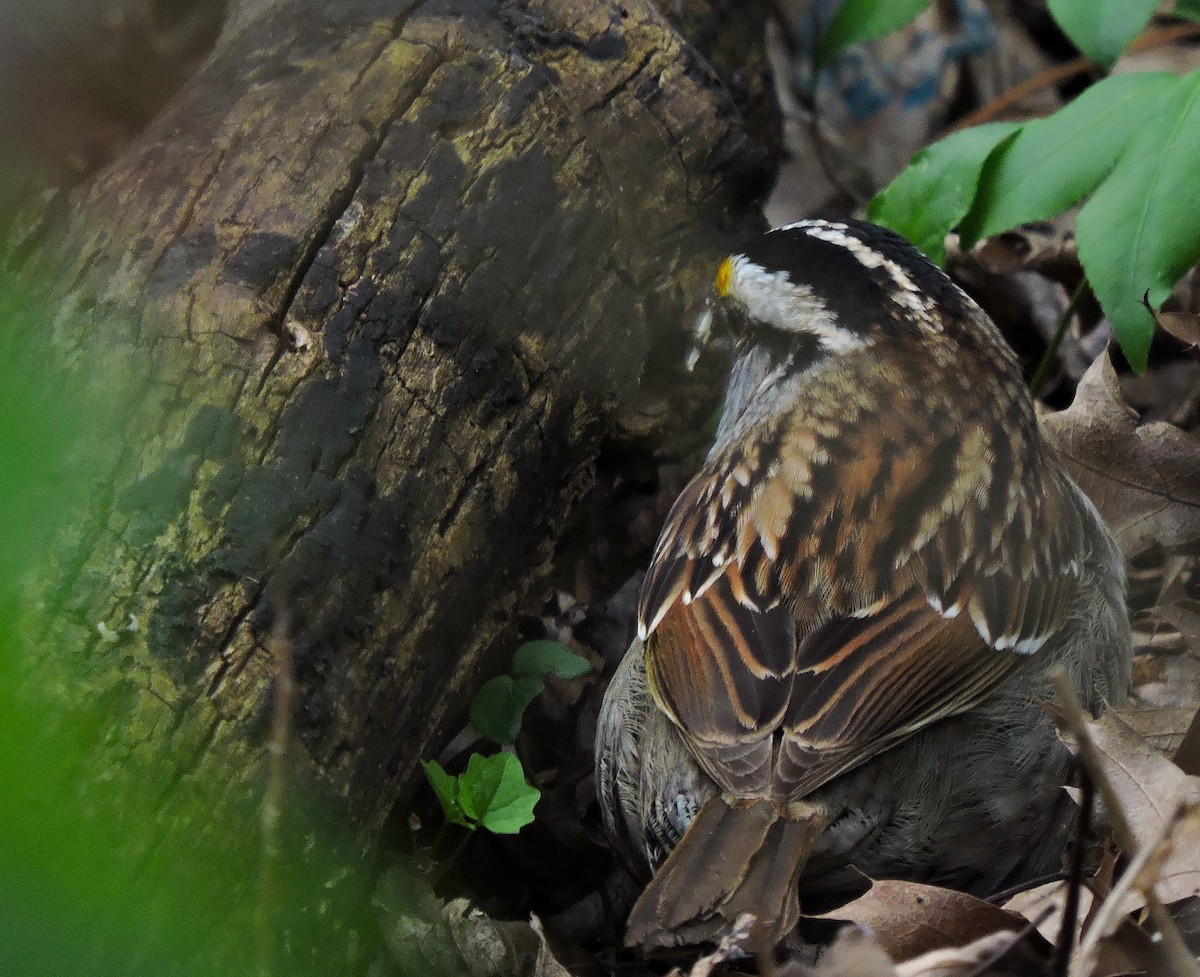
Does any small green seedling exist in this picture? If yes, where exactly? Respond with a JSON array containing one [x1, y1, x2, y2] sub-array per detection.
[[468, 639, 591, 746], [422, 752, 539, 835], [421, 640, 590, 845]]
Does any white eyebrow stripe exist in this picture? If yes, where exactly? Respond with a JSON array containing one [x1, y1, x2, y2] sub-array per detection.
[[727, 255, 869, 353]]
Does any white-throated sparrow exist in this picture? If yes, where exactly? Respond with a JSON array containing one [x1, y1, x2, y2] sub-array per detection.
[[596, 219, 1132, 950]]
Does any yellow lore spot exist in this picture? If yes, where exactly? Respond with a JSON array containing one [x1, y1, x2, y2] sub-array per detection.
[[715, 256, 733, 297]]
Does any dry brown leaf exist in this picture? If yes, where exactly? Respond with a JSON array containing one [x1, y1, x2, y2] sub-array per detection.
[[1151, 309, 1200, 349], [1113, 704, 1198, 757], [1003, 872, 1153, 977], [972, 225, 1080, 281], [1064, 712, 1200, 847], [1120, 362, 1200, 426], [1133, 638, 1200, 692], [1127, 591, 1200, 767], [1127, 633, 1200, 746], [1041, 352, 1200, 557], [1057, 711, 1200, 907], [810, 879, 1036, 963], [1003, 880, 1093, 945], [1092, 918, 1168, 977], [1137, 802, 1200, 908], [1052, 687, 1200, 977]]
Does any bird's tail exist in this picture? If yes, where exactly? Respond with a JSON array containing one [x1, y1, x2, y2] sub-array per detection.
[[624, 796, 826, 951]]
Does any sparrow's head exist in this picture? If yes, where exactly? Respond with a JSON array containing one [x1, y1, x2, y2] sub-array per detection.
[[690, 219, 979, 373]]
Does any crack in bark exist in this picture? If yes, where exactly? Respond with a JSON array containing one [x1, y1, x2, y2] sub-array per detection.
[[254, 132, 380, 394], [253, 25, 444, 395], [205, 588, 267, 699], [585, 48, 656, 116]]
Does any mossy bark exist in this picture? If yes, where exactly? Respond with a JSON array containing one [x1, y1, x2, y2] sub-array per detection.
[[18, 0, 771, 855]]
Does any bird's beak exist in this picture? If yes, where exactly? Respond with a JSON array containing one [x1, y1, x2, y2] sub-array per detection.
[[686, 290, 731, 371], [686, 301, 714, 372]]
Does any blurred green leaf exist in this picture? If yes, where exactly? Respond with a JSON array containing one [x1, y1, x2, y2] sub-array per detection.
[[1048, 0, 1156, 69], [458, 753, 539, 834], [960, 72, 1177, 247], [422, 760, 470, 828], [816, 0, 933, 70], [0, 271, 376, 975], [512, 640, 591, 680], [469, 675, 543, 745], [868, 122, 1021, 265], [1177, 0, 1200, 22], [0, 325, 105, 594], [1078, 70, 1200, 371]]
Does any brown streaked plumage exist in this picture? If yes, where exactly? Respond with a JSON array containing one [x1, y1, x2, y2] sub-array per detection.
[[596, 219, 1131, 951]]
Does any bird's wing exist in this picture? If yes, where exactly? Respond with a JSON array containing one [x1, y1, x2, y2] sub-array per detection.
[[773, 589, 1016, 799], [638, 363, 1085, 799], [645, 577, 795, 797]]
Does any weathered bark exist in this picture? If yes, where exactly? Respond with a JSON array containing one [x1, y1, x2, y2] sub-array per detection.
[[657, 0, 782, 163], [19, 0, 770, 862]]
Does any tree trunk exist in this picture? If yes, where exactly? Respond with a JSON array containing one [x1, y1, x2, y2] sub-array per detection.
[[18, 0, 770, 855]]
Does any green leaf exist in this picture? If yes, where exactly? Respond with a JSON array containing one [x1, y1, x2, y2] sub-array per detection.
[[422, 760, 471, 828], [816, 0, 933, 70], [458, 753, 539, 834], [960, 72, 1178, 247], [1077, 70, 1200, 371], [512, 640, 591, 680], [468, 675, 544, 745], [868, 122, 1021, 265], [1048, 0, 1156, 69], [1177, 0, 1200, 22]]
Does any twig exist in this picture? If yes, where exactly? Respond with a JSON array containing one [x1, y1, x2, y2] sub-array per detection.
[[986, 873, 1068, 905], [953, 23, 1200, 131], [987, 870, 1070, 904], [805, 115, 868, 208], [1053, 763, 1092, 977], [1030, 280, 1086, 397], [256, 617, 295, 977], [1052, 675, 1200, 977], [432, 829, 474, 886], [1070, 806, 1180, 977], [764, 0, 800, 51], [432, 820, 448, 855]]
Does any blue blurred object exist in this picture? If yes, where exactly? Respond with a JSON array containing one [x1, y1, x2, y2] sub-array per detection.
[[795, 0, 997, 123]]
